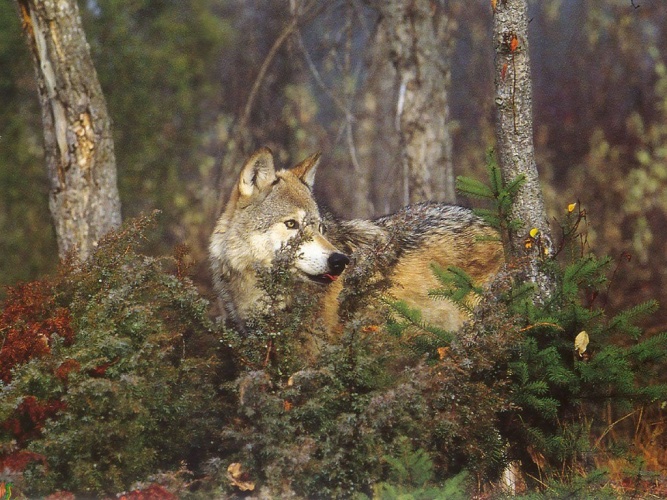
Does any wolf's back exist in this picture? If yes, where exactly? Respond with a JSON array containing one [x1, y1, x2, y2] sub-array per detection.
[[374, 202, 490, 253], [325, 202, 503, 332]]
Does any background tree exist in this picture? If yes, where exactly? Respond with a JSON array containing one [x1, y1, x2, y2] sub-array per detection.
[[2, 0, 667, 332], [79, 0, 231, 267], [378, 0, 456, 204], [15, 0, 121, 260], [355, 23, 398, 217], [492, 0, 553, 298], [2, 0, 667, 496], [0, 0, 54, 284]]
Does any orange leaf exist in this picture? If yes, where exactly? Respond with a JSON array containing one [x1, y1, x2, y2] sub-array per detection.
[[510, 35, 519, 52]]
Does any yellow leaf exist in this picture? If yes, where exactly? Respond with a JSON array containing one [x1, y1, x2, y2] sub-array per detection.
[[567, 203, 577, 213], [574, 331, 590, 357], [227, 463, 255, 491], [529, 228, 540, 238]]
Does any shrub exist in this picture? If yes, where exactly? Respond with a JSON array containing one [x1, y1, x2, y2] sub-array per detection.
[[450, 162, 667, 487], [210, 217, 514, 498], [0, 213, 231, 496]]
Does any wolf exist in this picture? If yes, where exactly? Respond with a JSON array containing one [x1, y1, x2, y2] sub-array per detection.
[[209, 148, 504, 334]]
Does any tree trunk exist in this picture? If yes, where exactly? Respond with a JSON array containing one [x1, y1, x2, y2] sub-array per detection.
[[16, 0, 122, 261], [356, 24, 399, 216], [380, 0, 455, 205], [493, 0, 553, 297]]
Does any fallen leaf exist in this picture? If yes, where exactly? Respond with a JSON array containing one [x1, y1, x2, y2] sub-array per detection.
[[227, 462, 255, 491]]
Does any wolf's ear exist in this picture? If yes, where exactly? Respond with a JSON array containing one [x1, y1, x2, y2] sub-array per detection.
[[238, 147, 278, 197], [290, 152, 321, 189]]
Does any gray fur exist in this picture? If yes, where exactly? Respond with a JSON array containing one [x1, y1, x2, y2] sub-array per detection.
[[210, 149, 503, 333]]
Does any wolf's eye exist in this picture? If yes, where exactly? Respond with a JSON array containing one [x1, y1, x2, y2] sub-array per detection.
[[284, 219, 299, 230], [318, 223, 326, 234]]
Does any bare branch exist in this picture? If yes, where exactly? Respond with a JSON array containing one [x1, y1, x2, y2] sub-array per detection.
[[239, 0, 322, 133]]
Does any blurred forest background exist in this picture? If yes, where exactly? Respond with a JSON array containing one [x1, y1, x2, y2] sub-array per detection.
[[1, 0, 666, 330]]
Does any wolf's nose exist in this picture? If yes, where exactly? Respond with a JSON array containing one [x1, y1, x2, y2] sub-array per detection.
[[328, 252, 350, 275]]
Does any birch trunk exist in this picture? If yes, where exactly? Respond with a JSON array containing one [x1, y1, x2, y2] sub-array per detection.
[[16, 0, 122, 261], [493, 0, 553, 297], [380, 0, 455, 204]]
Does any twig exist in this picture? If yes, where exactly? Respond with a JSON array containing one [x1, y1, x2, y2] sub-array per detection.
[[239, 20, 297, 133], [293, 18, 354, 120], [523, 471, 549, 490], [594, 409, 638, 450], [239, 1, 323, 133], [345, 120, 361, 173], [293, 5, 363, 173], [519, 322, 564, 333], [215, 1, 324, 214], [263, 339, 274, 368]]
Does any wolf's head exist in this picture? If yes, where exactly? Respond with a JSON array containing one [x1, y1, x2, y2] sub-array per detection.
[[212, 148, 349, 287]]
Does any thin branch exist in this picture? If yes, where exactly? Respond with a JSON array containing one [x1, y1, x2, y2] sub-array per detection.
[[593, 409, 639, 450], [215, 1, 324, 214], [345, 120, 361, 173], [293, 4, 364, 174], [239, 1, 322, 133], [293, 20, 353, 119]]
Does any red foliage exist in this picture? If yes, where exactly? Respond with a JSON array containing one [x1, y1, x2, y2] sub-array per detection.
[[44, 492, 76, 500], [0, 280, 74, 384], [88, 358, 118, 378], [0, 450, 46, 473], [118, 484, 178, 500], [54, 359, 81, 382], [1, 396, 66, 444]]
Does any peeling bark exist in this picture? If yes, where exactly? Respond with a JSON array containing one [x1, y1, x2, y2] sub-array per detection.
[[16, 0, 122, 260], [379, 0, 455, 204]]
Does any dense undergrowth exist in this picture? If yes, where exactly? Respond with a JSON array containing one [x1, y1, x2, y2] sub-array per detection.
[[1, 167, 667, 498], [0, 213, 233, 497]]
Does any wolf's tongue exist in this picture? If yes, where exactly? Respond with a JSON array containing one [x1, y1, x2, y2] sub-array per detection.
[[323, 273, 338, 282]]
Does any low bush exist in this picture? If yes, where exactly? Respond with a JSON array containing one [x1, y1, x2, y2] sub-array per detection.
[[2, 173, 666, 498], [0, 213, 232, 496]]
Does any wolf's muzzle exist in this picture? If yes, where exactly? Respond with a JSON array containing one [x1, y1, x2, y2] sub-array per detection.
[[328, 252, 350, 276]]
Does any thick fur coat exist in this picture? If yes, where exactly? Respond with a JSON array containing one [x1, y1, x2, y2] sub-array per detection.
[[209, 148, 503, 333]]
